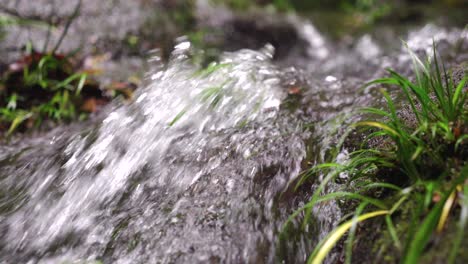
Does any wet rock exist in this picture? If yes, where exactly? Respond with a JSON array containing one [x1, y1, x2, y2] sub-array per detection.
[[0, 0, 190, 81], [221, 15, 303, 59], [451, 64, 467, 90]]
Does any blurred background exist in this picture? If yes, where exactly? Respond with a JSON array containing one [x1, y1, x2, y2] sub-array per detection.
[[1, 0, 466, 133], [1, 1, 466, 76]]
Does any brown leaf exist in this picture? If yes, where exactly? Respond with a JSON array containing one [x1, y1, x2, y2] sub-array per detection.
[[82, 97, 108, 113], [81, 98, 98, 113], [107, 82, 137, 100], [288, 86, 302, 95]]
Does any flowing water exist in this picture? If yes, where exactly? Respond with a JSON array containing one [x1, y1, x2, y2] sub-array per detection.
[[0, 13, 466, 264]]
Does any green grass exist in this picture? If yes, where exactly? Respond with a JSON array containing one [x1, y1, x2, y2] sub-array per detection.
[[286, 44, 467, 263], [0, 0, 112, 136], [0, 51, 90, 135], [210, 0, 293, 12], [210, 0, 389, 14], [168, 62, 233, 127]]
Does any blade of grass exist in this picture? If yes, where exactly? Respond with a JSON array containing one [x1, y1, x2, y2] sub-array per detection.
[[345, 202, 369, 264], [301, 166, 345, 229], [436, 189, 456, 232], [294, 163, 343, 190], [75, 73, 87, 95], [7, 111, 32, 135], [403, 185, 457, 264], [309, 210, 389, 264], [359, 182, 402, 192], [448, 181, 467, 263], [315, 191, 388, 210], [54, 72, 86, 91], [281, 164, 348, 235], [385, 215, 402, 250], [168, 109, 187, 127], [355, 121, 399, 138], [452, 77, 466, 107], [360, 107, 392, 118]]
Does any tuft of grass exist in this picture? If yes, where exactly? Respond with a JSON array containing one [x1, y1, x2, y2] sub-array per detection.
[[285, 44, 467, 263], [0, 51, 90, 135], [359, 44, 466, 182], [168, 62, 233, 127], [0, 0, 117, 136]]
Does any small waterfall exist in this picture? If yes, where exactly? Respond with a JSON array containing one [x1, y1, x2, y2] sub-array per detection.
[[0, 42, 307, 263]]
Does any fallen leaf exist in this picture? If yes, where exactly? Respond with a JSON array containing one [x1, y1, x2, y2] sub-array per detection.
[[81, 98, 107, 113], [288, 86, 302, 95]]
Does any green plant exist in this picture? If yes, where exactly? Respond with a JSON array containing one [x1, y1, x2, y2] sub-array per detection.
[[285, 44, 467, 263], [211, 0, 293, 12], [0, 52, 88, 135], [168, 62, 233, 127], [0, 0, 112, 136], [360, 45, 466, 180], [340, 0, 392, 23]]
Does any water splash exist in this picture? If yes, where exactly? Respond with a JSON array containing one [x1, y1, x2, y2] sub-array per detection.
[[1, 16, 466, 263], [0, 42, 309, 263]]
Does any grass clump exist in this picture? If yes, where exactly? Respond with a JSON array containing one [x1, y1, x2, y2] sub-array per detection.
[[0, 48, 93, 135], [0, 0, 119, 136], [286, 44, 467, 263]]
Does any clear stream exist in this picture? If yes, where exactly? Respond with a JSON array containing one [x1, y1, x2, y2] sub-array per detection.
[[0, 12, 466, 264]]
